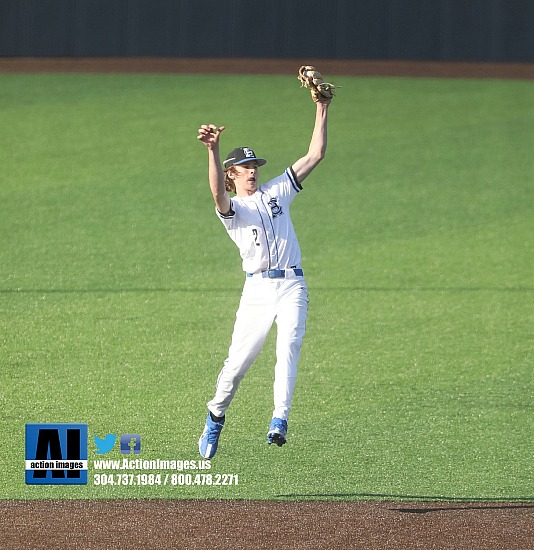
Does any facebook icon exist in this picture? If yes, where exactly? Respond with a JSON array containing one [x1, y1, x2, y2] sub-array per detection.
[[120, 434, 141, 454]]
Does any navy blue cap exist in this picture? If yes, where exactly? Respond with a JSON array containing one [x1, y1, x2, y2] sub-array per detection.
[[223, 147, 267, 170]]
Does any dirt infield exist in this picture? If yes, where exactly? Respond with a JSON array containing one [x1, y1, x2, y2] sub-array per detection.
[[3, 56, 533, 548], [1, 499, 533, 549], [1, 56, 533, 79]]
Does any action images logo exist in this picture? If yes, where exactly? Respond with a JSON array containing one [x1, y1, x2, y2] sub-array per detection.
[[25, 423, 88, 485]]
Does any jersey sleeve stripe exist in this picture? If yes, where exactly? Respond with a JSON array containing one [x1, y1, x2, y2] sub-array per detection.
[[286, 167, 302, 192], [217, 200, 235, 219]]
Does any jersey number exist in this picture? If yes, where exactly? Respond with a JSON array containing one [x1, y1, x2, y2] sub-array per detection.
[[252, 229, 261, 246]]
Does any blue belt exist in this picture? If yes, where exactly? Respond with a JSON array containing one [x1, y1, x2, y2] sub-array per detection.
[[246, 268, 304, 279]]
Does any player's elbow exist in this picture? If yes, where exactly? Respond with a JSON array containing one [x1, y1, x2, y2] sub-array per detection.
[[310, 149, 326, 165], [313, 142, 327, 160]]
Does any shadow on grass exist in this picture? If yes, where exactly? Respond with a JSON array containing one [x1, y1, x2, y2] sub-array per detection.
[[275, 492, 534, 504], [0, 287, 236, 294], [316, 286, 534, 293], [1, 286, 533, 294]]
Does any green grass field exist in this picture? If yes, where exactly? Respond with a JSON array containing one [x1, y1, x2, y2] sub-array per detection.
[[1, 72, 532, 501]]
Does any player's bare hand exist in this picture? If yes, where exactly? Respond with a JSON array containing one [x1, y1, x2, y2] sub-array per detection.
[[197, 124, 225, 148]]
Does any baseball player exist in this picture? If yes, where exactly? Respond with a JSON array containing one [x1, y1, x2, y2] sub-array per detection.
[[196, 97, 330, 459]]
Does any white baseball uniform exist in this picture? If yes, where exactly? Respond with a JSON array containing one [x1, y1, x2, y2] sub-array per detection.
[[207, 167, 309, 421]]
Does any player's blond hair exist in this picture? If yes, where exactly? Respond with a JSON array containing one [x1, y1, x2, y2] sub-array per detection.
[[224, 166, 237, 194]]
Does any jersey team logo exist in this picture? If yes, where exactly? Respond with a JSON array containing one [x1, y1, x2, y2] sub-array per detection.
[[268, 197, 283, 218]]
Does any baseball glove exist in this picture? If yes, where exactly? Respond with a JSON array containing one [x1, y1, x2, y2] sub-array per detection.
[[298, 66, 337, 102]]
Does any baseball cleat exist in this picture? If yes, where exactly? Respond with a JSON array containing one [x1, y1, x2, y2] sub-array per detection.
[[198, 413, 225, 458], [267, 418, 288, 447]]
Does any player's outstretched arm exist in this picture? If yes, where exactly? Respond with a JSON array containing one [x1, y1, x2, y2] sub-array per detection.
[[197, 124, 231, 215], [291, 100, 330, 184]]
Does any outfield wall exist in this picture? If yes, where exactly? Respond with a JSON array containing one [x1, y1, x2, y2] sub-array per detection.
[[1, 0, 533, 63]]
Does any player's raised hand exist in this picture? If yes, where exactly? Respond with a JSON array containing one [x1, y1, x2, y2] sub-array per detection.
[[197, 124, 225, 148]]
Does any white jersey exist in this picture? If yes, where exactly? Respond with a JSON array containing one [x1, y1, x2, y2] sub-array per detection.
[[217, 167, 303, 274]]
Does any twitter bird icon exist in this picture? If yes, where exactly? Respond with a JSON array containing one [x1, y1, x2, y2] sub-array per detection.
[[94, 434, 117, 454]]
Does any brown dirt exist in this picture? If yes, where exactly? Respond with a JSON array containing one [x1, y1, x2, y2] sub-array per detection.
[[0, 56, 533, 79], [1, 499, 533, 549], [2, 56, 533, 548]]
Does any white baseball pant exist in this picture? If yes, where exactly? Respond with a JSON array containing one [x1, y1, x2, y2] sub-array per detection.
[[207, 274, 309, 421]]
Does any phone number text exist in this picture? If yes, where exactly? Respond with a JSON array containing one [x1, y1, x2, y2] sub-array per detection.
[[93, 473, 238, 486]]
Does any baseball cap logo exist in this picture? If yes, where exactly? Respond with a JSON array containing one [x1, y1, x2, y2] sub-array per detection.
[[223, 147, 267, 170]]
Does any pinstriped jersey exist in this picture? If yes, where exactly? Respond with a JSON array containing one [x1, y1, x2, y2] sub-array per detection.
[[216, 167, 303, 274]]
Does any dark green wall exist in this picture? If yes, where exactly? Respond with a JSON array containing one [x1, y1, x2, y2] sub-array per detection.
[[1, 0, 533, 62]]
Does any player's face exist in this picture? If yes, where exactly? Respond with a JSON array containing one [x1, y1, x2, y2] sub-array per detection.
[[232, 162, 259, 196]]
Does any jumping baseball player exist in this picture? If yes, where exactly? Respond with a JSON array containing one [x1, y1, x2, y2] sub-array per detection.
[[196, 75, 331, 459]]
